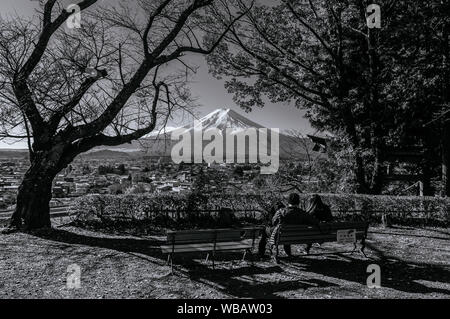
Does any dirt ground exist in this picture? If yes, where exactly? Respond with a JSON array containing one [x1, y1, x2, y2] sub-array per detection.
[[0, 225, 449, 299]]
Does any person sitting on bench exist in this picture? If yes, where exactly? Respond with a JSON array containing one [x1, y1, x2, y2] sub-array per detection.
[[258, 201, 285, 258], [259, 193, 319, 257], [306, 194, 333, 222], [304, 194, 333, 252]]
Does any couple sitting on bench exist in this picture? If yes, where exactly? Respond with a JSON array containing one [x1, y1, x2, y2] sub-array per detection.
[[258, 193, 333, 258]]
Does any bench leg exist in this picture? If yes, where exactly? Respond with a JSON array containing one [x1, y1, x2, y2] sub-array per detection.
[[242, 249, 247, 262], [167, 253, 174, 274], [351, 242, 358, 254], [305, 243, 312, 255], [205, 253, 209, 264], [360, 238, 368, 258], [247, 249, 255, 266]]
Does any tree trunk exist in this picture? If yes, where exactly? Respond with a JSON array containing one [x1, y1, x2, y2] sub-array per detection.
[[369, 147, 384, 195], [421, 160, 433, 196], [443, 119, 450, 197], [354, 154, 369, 194], [441, 20, 449, 197], [9, 159, 56, 230]]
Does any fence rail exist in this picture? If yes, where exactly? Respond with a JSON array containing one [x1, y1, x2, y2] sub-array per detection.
[[1, 205, 448, 226], [0, 206, 71, 225]]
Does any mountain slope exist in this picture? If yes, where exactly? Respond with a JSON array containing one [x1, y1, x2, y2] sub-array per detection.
[[94, 108, 316, 160]]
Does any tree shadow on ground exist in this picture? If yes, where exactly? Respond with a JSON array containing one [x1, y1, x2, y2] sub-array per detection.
[[280, 243, 450, 296], [369, 230, 450, 241], [31, 228, 339, 298], [432, 228, 450, 236], [30, 227, 450, 298], [184, 261, 339, 298], [31, 228, 167, 262]]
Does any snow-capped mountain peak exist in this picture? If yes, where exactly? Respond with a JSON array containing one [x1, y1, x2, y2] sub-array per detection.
[[148, 108, 264, 137], [89, 108, 314, 160], [193, 108, 263, 132]]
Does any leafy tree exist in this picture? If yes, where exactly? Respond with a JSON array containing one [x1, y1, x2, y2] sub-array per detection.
[[82, 164, 91, 175], [98, 164, 116, 175], [207, 0, 448, 195], [117, 164, 126, 175], [382, 0, 449, 195], [192, 166, 207, 193], [108, 183, 124, 195]]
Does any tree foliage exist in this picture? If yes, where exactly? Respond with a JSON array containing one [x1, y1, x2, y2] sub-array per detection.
[[207, 0, 449, 194]]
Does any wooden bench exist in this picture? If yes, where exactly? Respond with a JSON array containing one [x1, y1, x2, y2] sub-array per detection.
[[161, 227, 263, 273], [273, 221, 369, 262]]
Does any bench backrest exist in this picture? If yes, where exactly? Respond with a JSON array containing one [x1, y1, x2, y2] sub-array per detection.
[[278, 221, 368, 244], [166, 227, 262, 245]]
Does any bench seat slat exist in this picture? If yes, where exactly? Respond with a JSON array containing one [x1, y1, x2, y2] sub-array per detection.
[[279, 231, 366, 238], [167, 234, 243, 243], [166, 227, 263, 235], [279, 235, 365, 244], [279, 234, 348, 240], [166, 228, 261, 244], [279, 235, 337, 241], [161, 240, 253, 253], [280, 225, 367, 231], [167, 233, 215, 242], [276, 222, 368, 245], [279, 230, 365, 236]]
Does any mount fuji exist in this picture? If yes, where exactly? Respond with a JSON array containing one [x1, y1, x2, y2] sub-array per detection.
[[147, 108, 264, 137], [90, 108, 315, 160]]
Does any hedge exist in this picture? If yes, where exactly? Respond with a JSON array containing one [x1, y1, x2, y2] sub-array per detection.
[[68, 192, 450, 229], [297, 193, 450, 226]]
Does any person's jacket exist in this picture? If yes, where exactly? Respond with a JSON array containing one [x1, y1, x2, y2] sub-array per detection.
[[310, 205, 333, 222], [268, 206, 319, 246], [306, 196, 333, 222], [272, 205, 319, 227]]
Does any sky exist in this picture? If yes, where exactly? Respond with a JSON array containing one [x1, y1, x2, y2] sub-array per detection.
[[0, 0, 314, 149]]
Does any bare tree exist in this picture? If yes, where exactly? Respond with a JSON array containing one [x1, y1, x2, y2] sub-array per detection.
[[0, 0, 250, 231]]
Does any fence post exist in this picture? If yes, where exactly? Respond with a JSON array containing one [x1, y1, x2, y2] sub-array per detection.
[[360, 201, 371, 224], [381, 212, 392, 228]]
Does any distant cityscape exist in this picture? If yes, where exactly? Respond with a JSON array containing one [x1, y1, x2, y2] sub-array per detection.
[[0, 152, 272, 210]]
